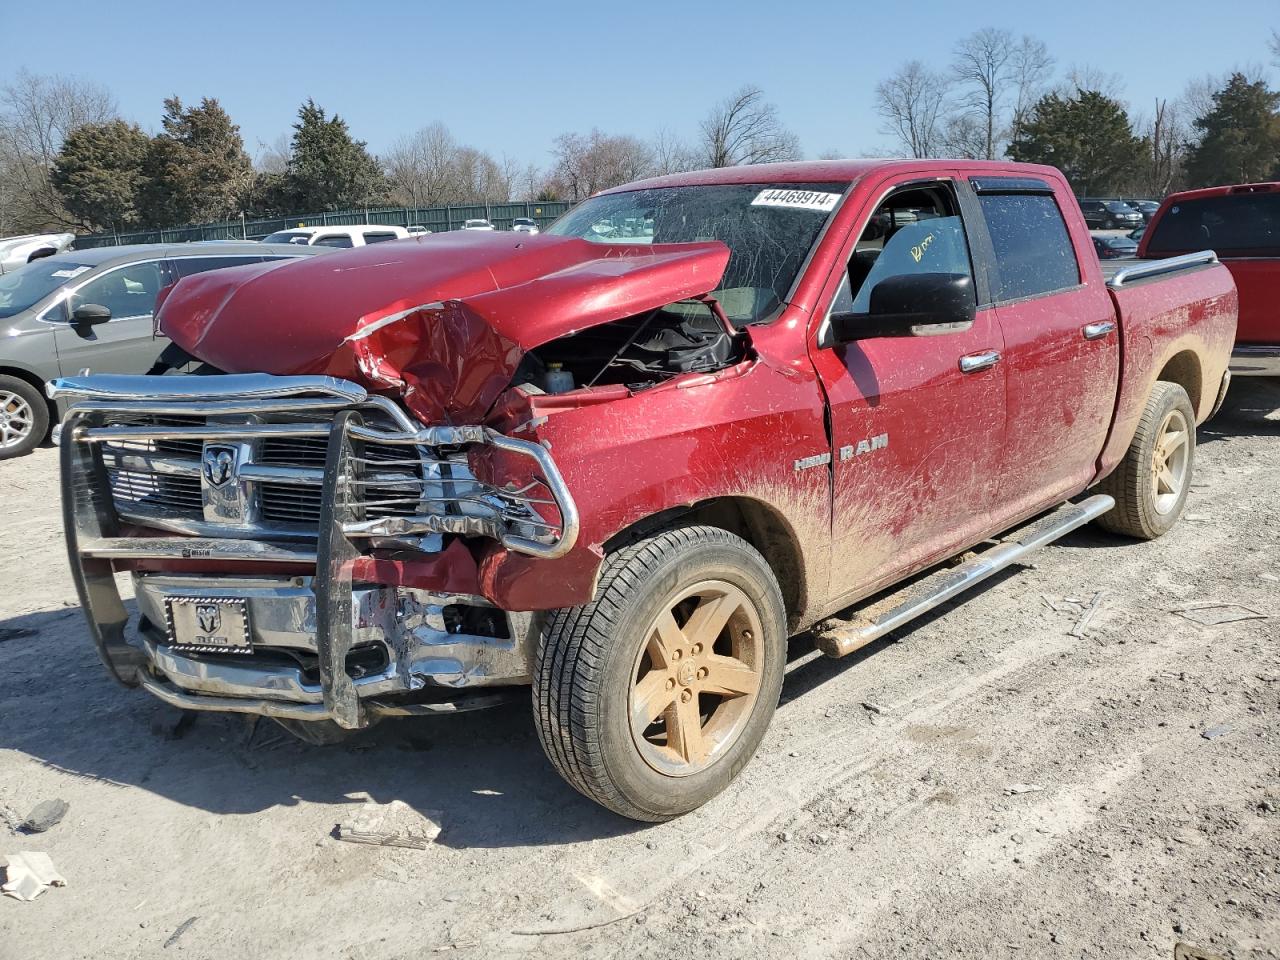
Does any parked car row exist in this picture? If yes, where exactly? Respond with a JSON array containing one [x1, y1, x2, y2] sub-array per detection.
[[259, 218, 541, 243]]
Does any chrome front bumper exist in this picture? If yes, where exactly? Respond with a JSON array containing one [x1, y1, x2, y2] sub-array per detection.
[[1230, 345, 1280, 377], [133, 574, 533, 698], [51, 373, 576, 728]]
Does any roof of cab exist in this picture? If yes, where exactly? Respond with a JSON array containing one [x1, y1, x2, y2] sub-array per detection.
[[597, 158, 1067, 194], [1157, 181, 1280, 204]]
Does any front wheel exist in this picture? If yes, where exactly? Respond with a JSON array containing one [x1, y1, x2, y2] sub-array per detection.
[[533, 525, 786, 821], [1096, 381, 1195, 539]]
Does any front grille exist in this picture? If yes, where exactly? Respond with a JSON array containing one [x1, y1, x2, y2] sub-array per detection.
[[98, 414, 439, 536]]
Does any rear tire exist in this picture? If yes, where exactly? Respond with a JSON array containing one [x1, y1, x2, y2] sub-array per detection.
[[0, 375, 48, 460], [1095, 381, 1195, 540], [533, 525, 786, 821]]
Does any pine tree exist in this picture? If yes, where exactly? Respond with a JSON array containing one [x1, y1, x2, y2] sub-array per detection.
[[138, 97, 253, 226], [283, 100, 388, 211], [1185, 73, 1280, 187], [1008, 89, 1146, 196], [51, 120, 149, 230]]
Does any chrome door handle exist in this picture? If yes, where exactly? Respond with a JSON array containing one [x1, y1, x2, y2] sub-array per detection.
[[959, 350, 1001, 373], [1082, 320, 1117, 340]]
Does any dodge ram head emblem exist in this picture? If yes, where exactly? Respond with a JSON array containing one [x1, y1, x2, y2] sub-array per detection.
[[196, 604, 221, 634], [202, 445, 238, 487]]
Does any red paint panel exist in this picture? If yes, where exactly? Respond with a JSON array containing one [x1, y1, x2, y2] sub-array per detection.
[[1219, 260, 1278, 344]]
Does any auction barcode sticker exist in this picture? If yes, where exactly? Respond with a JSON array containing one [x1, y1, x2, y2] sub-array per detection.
[[751, 189, 841, 212]]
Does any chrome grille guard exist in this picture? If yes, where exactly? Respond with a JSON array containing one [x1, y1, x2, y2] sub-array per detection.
[[49, 373, 579, 728]]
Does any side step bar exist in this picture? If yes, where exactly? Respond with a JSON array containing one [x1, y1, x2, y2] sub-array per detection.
[[815, 495, 1115, 658]]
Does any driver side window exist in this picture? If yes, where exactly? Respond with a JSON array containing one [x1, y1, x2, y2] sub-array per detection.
[[69, 261, 164, 321], [838, 184, 975, 316]]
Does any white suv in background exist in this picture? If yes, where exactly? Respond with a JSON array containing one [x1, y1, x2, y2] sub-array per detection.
[[461, 219, 496, 231], [259, 225, 411, 248]]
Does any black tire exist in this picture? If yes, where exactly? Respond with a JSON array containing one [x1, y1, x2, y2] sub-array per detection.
[[534, 525, 786, 822], [1096, 381, 1196, 540], [1103, 217, 1116, 230], [0, 375, 49, 460]]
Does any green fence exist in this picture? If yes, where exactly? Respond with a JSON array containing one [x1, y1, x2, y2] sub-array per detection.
[[75, 200, 575, 248]]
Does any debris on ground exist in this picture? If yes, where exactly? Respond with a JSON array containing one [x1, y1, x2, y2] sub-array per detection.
[[1069, 591, 1105, 638], [1200, 725, 1231, 741], [0, 626, 37, 643], [163, 916, 199, 949], [860, 701, 886, 715], [20, 798, 68, 834], [1173, 604, 1267, 626], [1004, 783, 1044, 796], [2, 851, 66, 900], [336, 800, 442, 849]]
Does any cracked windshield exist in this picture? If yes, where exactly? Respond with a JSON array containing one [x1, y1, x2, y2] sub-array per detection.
[[547, 182, 847, 324]]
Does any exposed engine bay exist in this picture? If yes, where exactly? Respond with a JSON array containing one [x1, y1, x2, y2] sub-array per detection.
[[514, 299, 747, 393]]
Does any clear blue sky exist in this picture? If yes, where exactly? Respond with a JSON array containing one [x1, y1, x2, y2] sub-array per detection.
[[2, 0, 1276, 167]]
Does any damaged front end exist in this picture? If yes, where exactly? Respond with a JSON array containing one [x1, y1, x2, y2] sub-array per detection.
[[52, 233, 746, 729], [50, 373, 578, 728]]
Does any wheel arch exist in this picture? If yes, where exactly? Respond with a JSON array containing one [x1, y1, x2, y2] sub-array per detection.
[[602, 495, 807, 631], [1156, 349, 1203, 418]]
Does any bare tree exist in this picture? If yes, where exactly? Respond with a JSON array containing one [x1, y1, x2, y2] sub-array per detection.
[[1008, 36, 1054, 146], [698, 86, 800, 167], [650, 126, 700, 175], [952, 28, 1019, 160], [254, 134, 291, 174], [548, 129, 654, 201], [941, 113, 989, 159], [1135, 99, 1187, 195], [1060, 64, 1126, 100], [0, 68, 117, 230], [875, 61, 947, 158]]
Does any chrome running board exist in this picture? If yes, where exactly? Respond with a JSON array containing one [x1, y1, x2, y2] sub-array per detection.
[[815, 495, 1115, 658]]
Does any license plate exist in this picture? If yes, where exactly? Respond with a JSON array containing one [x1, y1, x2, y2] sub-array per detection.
[[165, 597, 252, 654]]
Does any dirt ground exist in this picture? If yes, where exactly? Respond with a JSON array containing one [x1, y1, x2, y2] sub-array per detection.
[[1, 379, 1277, 960]]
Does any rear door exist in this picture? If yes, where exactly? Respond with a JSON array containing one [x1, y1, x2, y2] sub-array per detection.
[[967, 177, 1120, 523], [809, 174, 1007, 605], [50, 259, 170, 375]]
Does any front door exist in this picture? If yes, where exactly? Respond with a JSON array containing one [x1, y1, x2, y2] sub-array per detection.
[[51, 260, 169, 375], [809, 176, 1007, 607]]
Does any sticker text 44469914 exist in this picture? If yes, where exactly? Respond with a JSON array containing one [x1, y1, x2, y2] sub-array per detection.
[[751, 189, 841, 212]]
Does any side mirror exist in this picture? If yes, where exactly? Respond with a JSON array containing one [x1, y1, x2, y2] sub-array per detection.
[[829, 273, 976, 343], [71, 303, 112, 330]]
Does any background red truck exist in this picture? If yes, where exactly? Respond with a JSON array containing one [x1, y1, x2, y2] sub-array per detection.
[[51, 159, 1236, 821], [1138, 181, 1280, 377]]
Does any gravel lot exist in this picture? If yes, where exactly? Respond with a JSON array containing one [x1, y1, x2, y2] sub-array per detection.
[[1, 379, 1277, 960]]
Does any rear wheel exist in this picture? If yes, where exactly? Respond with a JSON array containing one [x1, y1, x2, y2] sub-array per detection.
[[533, 526, 786, 821], [1096, 381, 1195, 539], [0, 375, 48, 460]]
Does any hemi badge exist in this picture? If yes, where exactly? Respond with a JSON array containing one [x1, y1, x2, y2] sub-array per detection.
[[794, 452, 831, 471]]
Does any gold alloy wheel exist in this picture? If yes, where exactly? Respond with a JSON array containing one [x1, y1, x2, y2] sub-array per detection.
[[1151, 407, 1191, 515], [629, 580, 764, 777]]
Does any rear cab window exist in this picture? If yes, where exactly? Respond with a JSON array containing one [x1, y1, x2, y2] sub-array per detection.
[[1146, 193, 1280, 257], [314, 234, 354, 248], [362, 231, 399, 244], [971, 179, 1080, 302]]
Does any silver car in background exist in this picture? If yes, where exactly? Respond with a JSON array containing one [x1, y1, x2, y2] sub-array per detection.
[[0, 241, 322, 458]]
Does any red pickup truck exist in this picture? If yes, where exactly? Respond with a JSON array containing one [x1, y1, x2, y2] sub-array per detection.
[[52, 160, 1236, 821], [1138, 181, 1279, 377]]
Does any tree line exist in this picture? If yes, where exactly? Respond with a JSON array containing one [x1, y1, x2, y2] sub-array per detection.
[[0, 74, 802, 236], [1, 30, 1278, 236], [875, 28, 1280, 196]]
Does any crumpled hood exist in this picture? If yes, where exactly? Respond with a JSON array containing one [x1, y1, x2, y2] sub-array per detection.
[[158, 231, 729, 423]]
